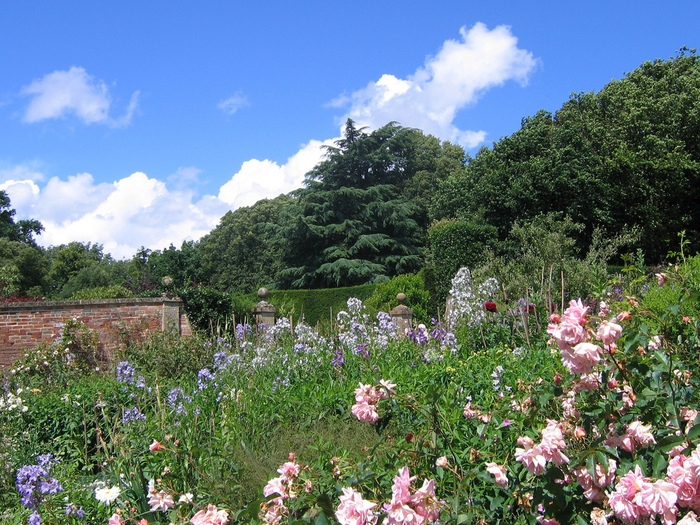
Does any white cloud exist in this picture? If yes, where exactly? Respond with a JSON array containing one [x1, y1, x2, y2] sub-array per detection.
[[218, 139, 331, 209], [1, 24, 538, 260], [334, 23, 538, 148], [1, 140, 329, 259], [20, 66, 139, 127], [218, 92, 249, 115]]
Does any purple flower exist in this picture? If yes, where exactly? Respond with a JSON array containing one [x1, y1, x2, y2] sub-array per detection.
[[122, 407, 146, 424]]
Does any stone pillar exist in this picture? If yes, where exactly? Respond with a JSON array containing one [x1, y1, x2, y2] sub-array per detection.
[[161, 296, 183, 334], [390, 293, 413, 336], [253, 288, 276, 328]]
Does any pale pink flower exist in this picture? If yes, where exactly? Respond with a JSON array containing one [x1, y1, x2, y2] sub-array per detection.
[[649, 335, 663, 350], [411, 479, 441, 523], [191, 504, 230, 525], [634, 479, 678, 523], [351, 401, 379, 423], [354, 383, 377, 404], [540, 420, 570, 466], [435, 456, 449, 468], [277, 460, 301, 480], [391, 467, 417, 504], [148, 490, 175, 512], [598, 301, 610, 316], [617, 311, 631, 321], [383, 499, 421, 525], [379, 379, 397, 396], [564, 299, 588, 323], [550, 317, 588, 351], [462, 402, 481, 419], [560, 342, 602, 375], [627, 421, 656, 448], [656, 273, 668, 287], [485, 462, 508, 486], [336, 487, 377, 525], [596, 320, 623, 346], [108, 514, 125, 525], [515, 441, 547, 475], [536, 518, 561, 525], [149, 439, 164, 452], [263, 476, 288, 499], [679, 511, 700, 524]]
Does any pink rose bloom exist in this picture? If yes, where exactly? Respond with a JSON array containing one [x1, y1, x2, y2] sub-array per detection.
[[435, 456, 449, 468], [277, 460, 301, 480], [540, 420, 570, 466], [379, 379, 397, 397], [656, 273, 668, 286], [263, 476, 288, 499], [634, 479, 678, 523], [462, 401, 481, 419], [383, 499, 420, 525], [108, 514, 125, 525], [351, 401, 379, 423], [564, 299, 588, 322], [485, 462, 508, 487], [411, 479, 441, 523], [667, 454, 697, 506], [550, 317, 588, 350], [391, 467, 417, 504], [679, 511, 700, 524], [148, 490, 175, 512], [515, 441, 547, 475], [336, 487, 377, 525], [561, 343, 601, 375], [627, 421, 656, 448], [596, 320, 623, 346], [649, 335, 663, 350], [354, 383, 377, 404], [149, 440, 164, 452], [191, 504, 230, 525], [536, 518, 561, 525]]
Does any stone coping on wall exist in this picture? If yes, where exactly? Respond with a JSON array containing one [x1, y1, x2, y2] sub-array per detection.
[[0, 296, 182, 312]]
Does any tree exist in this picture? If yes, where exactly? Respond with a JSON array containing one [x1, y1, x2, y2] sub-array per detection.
[[198, 194, 292, 293], [277, 121, 426, 289], [0, 238, 48, 298], [434, 49, 700, 262], [0, 190, 44, 244]]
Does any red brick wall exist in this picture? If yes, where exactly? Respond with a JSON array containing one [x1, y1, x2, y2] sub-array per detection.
[[0, 297, 192, 369]]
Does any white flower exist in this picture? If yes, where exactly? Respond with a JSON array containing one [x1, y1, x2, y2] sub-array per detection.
[[95, 485, 121, 503], [178, 492, 194, 504]]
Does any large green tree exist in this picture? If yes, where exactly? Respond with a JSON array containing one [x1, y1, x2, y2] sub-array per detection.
[[434, 49, 700, 262], [277, 121, 428, 289], [198, 194, 292, 293]]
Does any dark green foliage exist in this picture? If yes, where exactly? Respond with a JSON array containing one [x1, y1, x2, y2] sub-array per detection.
[[365, 273, 433, 323], [0, 190, 43, 245], [0, 238, 48, 298], [278, 121, 429, 288], [435, 49, 700, 263], [197, 195, 291, 293], [266, 284, 376, 327], [427, 218, 498, 301], [69, 285, 135, 300], [176, 286, 233, 335]]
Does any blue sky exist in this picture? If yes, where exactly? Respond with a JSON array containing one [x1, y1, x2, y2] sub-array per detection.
[[1, 1, 698, 259]]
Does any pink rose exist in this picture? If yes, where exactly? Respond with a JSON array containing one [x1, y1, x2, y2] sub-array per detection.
[[108, 514, 125, 525], [191, 504, 230, 525], [149, 440, 164, 452], [336, 487, 377, 525], [485, 462, 509, 487], [596, 320, 623, 346], [351, 401, 379, 423]]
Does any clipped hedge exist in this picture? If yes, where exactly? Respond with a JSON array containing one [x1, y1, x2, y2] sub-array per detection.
[[266, 284, 376, 327]]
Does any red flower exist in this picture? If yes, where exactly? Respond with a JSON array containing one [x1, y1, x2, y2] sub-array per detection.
[[484, 301, 498, 313]]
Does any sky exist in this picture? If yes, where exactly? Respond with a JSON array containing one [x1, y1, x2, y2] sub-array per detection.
[[1, 1, 698, 260]]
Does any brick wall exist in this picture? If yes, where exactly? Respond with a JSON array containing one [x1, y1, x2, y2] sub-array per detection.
[[0, 296, 192, 369]]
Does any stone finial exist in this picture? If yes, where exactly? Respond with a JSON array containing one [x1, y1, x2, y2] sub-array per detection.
[[253, 287, 276, 328], [390, 293, 413, 336]]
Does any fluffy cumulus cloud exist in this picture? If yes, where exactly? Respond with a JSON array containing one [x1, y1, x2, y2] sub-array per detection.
[[2, 24, 537, 259], [218, 139, 331, 209], [20, 66, 139, 127], [0, 140, 329, 259], [333, 23, 538, 148]]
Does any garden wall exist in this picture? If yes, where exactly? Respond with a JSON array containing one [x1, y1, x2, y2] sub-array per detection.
[[0, 296, 192, 369]]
